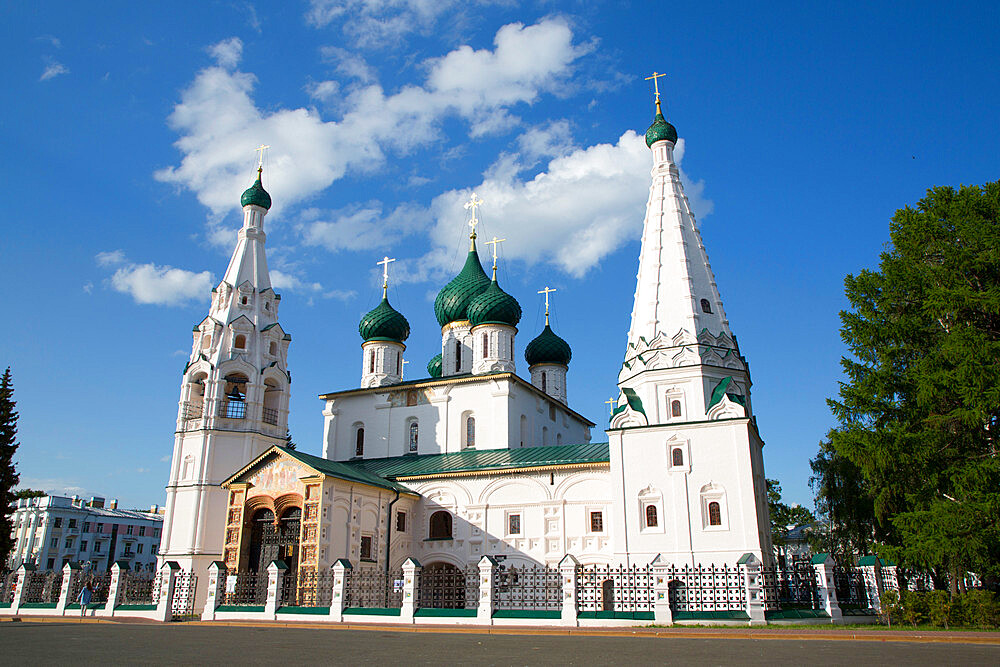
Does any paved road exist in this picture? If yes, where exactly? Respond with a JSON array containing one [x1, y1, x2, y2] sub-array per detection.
[[1, 621, 998, 665]]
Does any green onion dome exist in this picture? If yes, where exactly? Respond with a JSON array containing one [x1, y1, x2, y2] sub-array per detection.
[[433, 243, 491, 327], [524, 323, 572, 367], [241, 167, 272, 210], [645, 101, 677, 148], [427, 353, 442, 378], [467, 278, 521, 328], [359, 297, 410, 343]]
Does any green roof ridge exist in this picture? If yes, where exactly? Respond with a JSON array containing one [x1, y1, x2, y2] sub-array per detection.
[[277, 446, 413, 494], [621, 387, 646, 416], [467, 278, 521, 327]]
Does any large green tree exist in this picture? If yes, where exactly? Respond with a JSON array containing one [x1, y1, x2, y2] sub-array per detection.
[[808, 436, 877, 561], [827, 182, 1000, 588], [0, 368, 20, 568]]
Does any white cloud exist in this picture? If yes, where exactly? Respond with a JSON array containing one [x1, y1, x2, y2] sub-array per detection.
[[516, 120, 574, 165], [97, 252, 214, 306], [18, 478, 90, 498], [36, 34, 61, 48], [82, 282, 94, 294], [319, 46, 375, 83], [307, 79, 340, 102], [156, 20, 584, 220], [270, 269, 356, 302], [421, 133, 713, 278], [307, 0, 470, 45], [40, 61, 69, 81], [208, 37, 243, 69], [300, 202, 433, 253]]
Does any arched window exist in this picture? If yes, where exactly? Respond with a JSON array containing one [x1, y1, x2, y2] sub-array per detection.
[[465, 416, 475, 449], [186, 372, 207, 420], [672, 448, 684, 467], [708, 501, 721, 526], [241, 296, 248, 305], [234, 334, 246, 349], [221, 374, 247, 419], [541, 372, 547, 392], [429, 511, 452, 539], [483, 332, 489, 358], [408, 421, 418, 453], [396, 352, 401, 375], [700, 299, 712, 314], [645, 505, 658, 528], [455, 340, 462, 372], [262, 378, 281, 425], [556, 433, 562, 445], [269, 341, 277, 355], [671, 400, 682, 417], [355, 427, 365, 457], [369, 350, 375, 374], [542, 426, 548, 446]]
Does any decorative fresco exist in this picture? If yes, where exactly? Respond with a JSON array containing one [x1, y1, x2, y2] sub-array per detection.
[[247, 456, 304, 496]]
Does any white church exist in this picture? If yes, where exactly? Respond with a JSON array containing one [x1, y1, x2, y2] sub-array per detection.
[[157, 95, 773, 612]]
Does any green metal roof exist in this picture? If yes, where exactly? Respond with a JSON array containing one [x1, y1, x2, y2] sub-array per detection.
[[433, 241, 491, 327], [241, 168, 272, 210], [358, 296, 410, 343], [645, 101, 677, 148], [467, 278, 521, 328], [524, 323, 572, 366], [426, 353, 442, 378], [253, 446, 414, 494], [707, 377, 746, 409], [347, 442, 609, 479]]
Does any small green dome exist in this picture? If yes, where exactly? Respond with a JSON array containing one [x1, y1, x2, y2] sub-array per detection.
[[645, 103, 677, 148], [241, 168, 272, 210], [525, 323, 572, 367], [427, 353, 442, 378], [433, 243, 491, 327], [468, 278, 521, 328], [359, 297, 409, 343]]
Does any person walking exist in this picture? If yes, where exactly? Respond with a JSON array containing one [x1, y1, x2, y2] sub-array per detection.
[[78, 581, 93, 618]]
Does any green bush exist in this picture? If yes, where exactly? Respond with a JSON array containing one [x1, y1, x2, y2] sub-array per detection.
[[879, 589, 901, 627], [884, 589, 999, 629], [962, 590, 999, 628], [926, 590, 952, 629]]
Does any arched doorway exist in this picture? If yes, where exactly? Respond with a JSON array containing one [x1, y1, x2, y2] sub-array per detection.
[[418, 562, 470, 609], [247, 506, 301, 573]]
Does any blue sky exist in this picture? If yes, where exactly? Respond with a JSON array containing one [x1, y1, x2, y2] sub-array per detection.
[[2, 2, 997, 510]]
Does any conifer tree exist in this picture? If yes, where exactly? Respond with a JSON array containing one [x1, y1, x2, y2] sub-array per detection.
[[826, 182, 1000, 588], [0, 368, 20, 568]]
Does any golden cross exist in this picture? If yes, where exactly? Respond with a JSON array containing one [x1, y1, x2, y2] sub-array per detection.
[[377, 256, 395, 297], [464, 192, 484, 239], [538, 286, 556, 324], [644, 71, 666, 103], [605, 397, 618, 415], [485, 236, 506, 277], [255, 144, 270, 167]]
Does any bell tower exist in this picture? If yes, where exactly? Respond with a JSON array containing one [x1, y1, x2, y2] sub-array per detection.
[[159, 161, 291, 603]]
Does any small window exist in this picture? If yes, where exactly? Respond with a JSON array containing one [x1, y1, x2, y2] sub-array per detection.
[[201, 335, 212, 350], [241, 296, 248, 305], [645, 505, 658, 527], [708, 501, 722, 526], [264, 301, 270, 311], [80, 541, 88, 552], [396, 352, 401, 375], [455, 340, 461, 372], [54, 518, 62, 528], [360, 535, 373, 561], [465, 416, 475, 449], [64, 538, 73, 549], [429, 511, 452, 539], [396, 511, 407, 532], [671, 400, 682, 417], [369, 350, 375, 374], [355, 427, 365, 457], [269, 341, 277, 355], [408, 421, 419, 453], [96, 523, 104, 532], [51, 538, 58, 548], [483, 332, 489, 357], [556, 433, 562, 445], [549, 405, 556, 421], [94, 542, 102, 553], [508, 513, 521, 535], [541, 371, 547, 392], [69, 519, 77, 529], [126, 525, 134, 535], [590, 511, 604, 533], [234, 334, 246, 349], [47, 558, 55, 570], [139, 526, 146, 537], [701, 299, 712, 314], [672, 448, 684, 467], [83, 522, 90, 532]]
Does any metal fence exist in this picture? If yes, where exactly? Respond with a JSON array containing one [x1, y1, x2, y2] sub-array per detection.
[[219, 571, 269, 606], [22, 570, 63, 604], [761, 564, 821, 611], [346, 567, 405, 609], [68, 571, 112, 605], [280, 569, 334, 607], [493, 564, 562, 611], [833, 565, 871, 611], [576, 564, 653, 614], [121, 571, 161, 606], [665, 563, 746, 613], [170, 572, 198, 618], [418, 565, 479, 610]]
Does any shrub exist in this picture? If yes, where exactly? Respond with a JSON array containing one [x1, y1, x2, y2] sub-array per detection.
[[879, 589, 901, 627], [962, 589, 999, 628], [926, 590, 952, 629]]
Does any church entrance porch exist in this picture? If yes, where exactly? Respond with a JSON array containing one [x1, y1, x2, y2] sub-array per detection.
[[247, 507, 301, 574], [417, 562, 478, 610]]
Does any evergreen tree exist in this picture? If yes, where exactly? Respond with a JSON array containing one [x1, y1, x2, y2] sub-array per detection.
[[826, 182, 1000, 587], [15, 488, 45, 499], [0, 368, 21, 568], [808, 437, 877, 561]]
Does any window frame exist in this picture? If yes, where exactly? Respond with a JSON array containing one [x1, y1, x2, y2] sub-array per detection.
[[588, 510, 605, 534], [506, 512, 522, 536]]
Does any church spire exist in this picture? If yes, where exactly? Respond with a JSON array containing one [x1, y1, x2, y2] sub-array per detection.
[[625, 83, 731, 356], [221, 162, 273, 298]]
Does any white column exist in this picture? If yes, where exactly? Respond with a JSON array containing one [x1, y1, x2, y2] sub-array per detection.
[[558, 554, 579, 627], [330, 560, 350, 622], [106, 561, 128, 616], [201, 561, 226, 621], [264, 560, 286, 618], [154, 561, 181, 623], [650, 554, 673, 625], [477, 556, 497, 625], [811, 554, 842, 622], [739, 554, 766, 626], [11, 564, 33, 614], [56, 562, 78, 616], [400, 558, 420, 623]]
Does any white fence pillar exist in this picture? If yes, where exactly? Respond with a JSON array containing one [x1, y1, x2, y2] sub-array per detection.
[[106, 561, 128, 616], [859, 557, 884, 613], [201, 561, 226, 621], [811, 553, 842, 622], [154, 561, 180, 622], [330, 559, 351, 622], [738, 553, 766, 626], [57, 562, 79, 616], [400, 558, 420, 623], [558, 554, 579, 627], [265, 560, 287, 618], [10, 564, 33, 614], [650, 554, 673, 626], [477, 556, 497, 625]]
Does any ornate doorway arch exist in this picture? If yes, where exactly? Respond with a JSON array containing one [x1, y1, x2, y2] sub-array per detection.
[[246, 506, 301, 573]]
